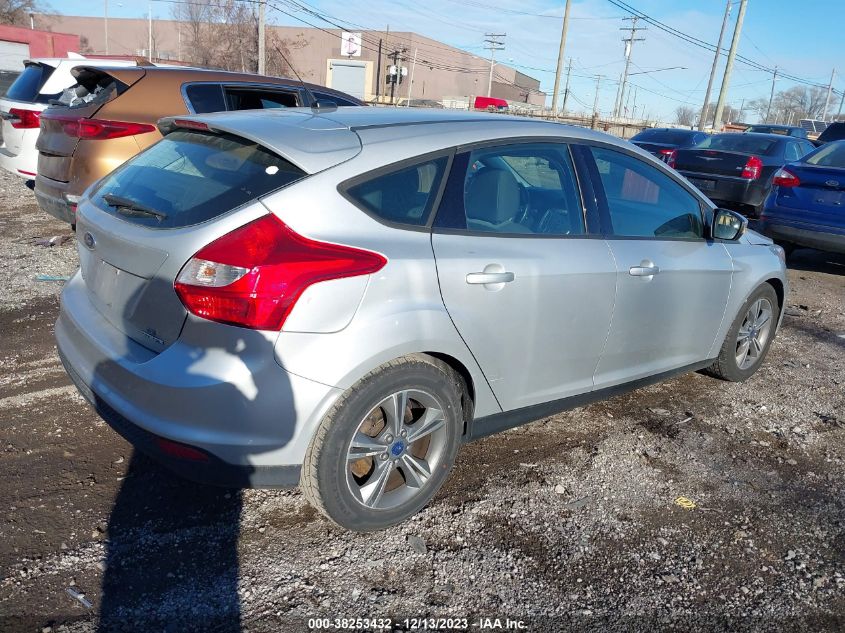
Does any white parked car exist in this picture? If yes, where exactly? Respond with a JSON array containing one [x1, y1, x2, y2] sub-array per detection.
[[0, 55, 145, 181]]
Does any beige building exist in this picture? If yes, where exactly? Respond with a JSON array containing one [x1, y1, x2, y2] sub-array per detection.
[[34, 14, 545, 106]]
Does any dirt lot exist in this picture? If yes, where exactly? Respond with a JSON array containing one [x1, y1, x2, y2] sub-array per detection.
[[0, 169, 843, 632]]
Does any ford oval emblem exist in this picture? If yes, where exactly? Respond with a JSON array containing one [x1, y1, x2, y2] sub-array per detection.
[[825, 179, 839, 187], [83, 232, 96, 250]]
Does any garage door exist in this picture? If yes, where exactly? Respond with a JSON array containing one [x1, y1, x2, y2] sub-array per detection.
[[0, 40, 30, 72], [330, 60, 366, 100]]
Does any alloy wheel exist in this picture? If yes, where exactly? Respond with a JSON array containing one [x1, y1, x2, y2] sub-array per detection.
[[345, 389, 448, 511], [735, 297, 773, 370]]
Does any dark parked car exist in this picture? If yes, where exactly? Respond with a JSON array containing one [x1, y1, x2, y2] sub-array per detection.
[[673, 133, 816, 216], [759, 139, 845, 255], [744, 124, 808, 139], [629, 127, 708, 163], [813, 121, 845, 146]]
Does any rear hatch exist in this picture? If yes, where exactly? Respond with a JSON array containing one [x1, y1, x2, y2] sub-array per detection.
[[0, 61, 56, 158], [36, 66, 146, 183], [775, 162, 845, 227], [73, 116, 360, 353]]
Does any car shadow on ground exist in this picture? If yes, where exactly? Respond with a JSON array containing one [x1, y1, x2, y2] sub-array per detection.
[[786, 248, 845, 275], [99, 454, 243, 632]]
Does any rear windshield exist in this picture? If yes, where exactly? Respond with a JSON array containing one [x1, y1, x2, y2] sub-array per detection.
[[631, 129, 697, 145], [746, 126, 793, 136], [818, 122, 845, 143], [694, 134, 778, 155], [805, 141, 845, 167], [5, 63, 54, 102], [92, 130, 305, 228]]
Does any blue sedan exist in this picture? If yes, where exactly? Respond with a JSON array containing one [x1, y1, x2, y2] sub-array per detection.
[[759, 140, 845, 255]]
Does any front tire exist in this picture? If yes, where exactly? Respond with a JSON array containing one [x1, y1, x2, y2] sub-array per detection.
[[705, 283, 780, 382], [301, 355, 464, 531]]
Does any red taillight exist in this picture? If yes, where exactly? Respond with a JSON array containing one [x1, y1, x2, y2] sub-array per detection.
[[772, 167, 800, 188], [661, 149, 677, 168], [741, 156, 763, 179], [155, 437, 210, 462], [41, 112, 156, 140], [174, 214, 387, 330], [9, 107, 41, 129]]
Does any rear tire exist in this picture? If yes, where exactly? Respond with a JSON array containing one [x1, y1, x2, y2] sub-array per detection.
[[301, 355, 464, 531], [705, 283, 780, 382]]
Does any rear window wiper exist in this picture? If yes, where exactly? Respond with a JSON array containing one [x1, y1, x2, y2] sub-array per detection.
[[102, 193, 168, 221]]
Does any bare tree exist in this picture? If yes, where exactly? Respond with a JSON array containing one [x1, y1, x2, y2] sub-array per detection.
[[0, 0, 44, 26], [674, 105, 695, 127], [172, 0, 258, 72], [748, 85, 828, 124]]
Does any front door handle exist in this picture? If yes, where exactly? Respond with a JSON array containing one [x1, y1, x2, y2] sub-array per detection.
[[466, 271, 515, 284], [629, 264, 660, 277]]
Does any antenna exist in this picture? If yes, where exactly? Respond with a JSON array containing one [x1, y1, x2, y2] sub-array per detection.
[[273, 44, 337, 113]]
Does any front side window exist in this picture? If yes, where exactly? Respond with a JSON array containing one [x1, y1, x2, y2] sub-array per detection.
[[435, 143, 585, 236], [589, 146, 703, 239], [345, 157, 448, 227]]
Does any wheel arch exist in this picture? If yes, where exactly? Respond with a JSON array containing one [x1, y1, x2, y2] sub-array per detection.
[[423, 351, 476, 436]]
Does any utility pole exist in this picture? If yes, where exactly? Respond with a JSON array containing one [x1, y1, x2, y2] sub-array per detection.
[[551, 0, 572, 114], [148, 2, 153, 60], [822, 68, 836, 121], [765, 66, 778, 123], [613, 17, 646, 119], [375, 38, 383, 101], [406, 47, 418, 106], [257, 0, 266, 75], [561, 58, 572, 114], [484, 33, 506, 98], [713, 0, 748, 131], [104, 0, 109, 54], [593, 75, 602, 115], [698, 0, 731, 130], [388, 47, 404, 105]]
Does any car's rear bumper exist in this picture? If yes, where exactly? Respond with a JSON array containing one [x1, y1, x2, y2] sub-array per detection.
[[34, 175, 76, 223], [0, 145, 38, 178], [757, 217, 845, 254], [56, 271, 341, 487], [681, 171, 766, 210]]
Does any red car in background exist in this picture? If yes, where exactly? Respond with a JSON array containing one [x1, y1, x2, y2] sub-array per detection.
[[474, 96, 508, 112]]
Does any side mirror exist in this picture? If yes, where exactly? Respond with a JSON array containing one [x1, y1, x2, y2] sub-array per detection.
[[712, 208, 747, 241]]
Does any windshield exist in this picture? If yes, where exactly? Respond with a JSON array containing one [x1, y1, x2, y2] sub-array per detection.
[[694, 134, 778, 155], [805, 141, 845, 168], [4, 63, 54, 103], [92, 130, 305, 228]]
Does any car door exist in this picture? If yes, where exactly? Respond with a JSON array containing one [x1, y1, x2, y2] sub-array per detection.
[[577, 144, 733, 389], [431, 141, 617, 411]]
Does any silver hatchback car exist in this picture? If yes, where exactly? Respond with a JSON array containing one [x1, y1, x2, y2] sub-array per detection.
[[57, 107, 787, 531]]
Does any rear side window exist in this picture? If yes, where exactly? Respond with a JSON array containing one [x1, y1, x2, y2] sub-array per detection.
[[92, 130, 305, 228], [185, 83, 226, 113], [5, 63, 54, 102], [312, 91, 360, 106], [344, 157, 448, 227], [225, 88, 299, 110]]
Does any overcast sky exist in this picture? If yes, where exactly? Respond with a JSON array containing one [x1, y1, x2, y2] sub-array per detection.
[[58, 0, 845, 121]]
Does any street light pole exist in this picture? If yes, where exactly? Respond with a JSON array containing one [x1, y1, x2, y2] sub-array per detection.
[[258, 0, 266, 75]]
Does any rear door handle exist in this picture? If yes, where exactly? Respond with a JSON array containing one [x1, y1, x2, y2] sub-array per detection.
[[466, 271, 515, 284], [629, 265, 660, 277]]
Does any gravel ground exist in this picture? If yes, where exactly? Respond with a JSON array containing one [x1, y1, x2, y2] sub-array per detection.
[[0, 168, 843, 632]]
